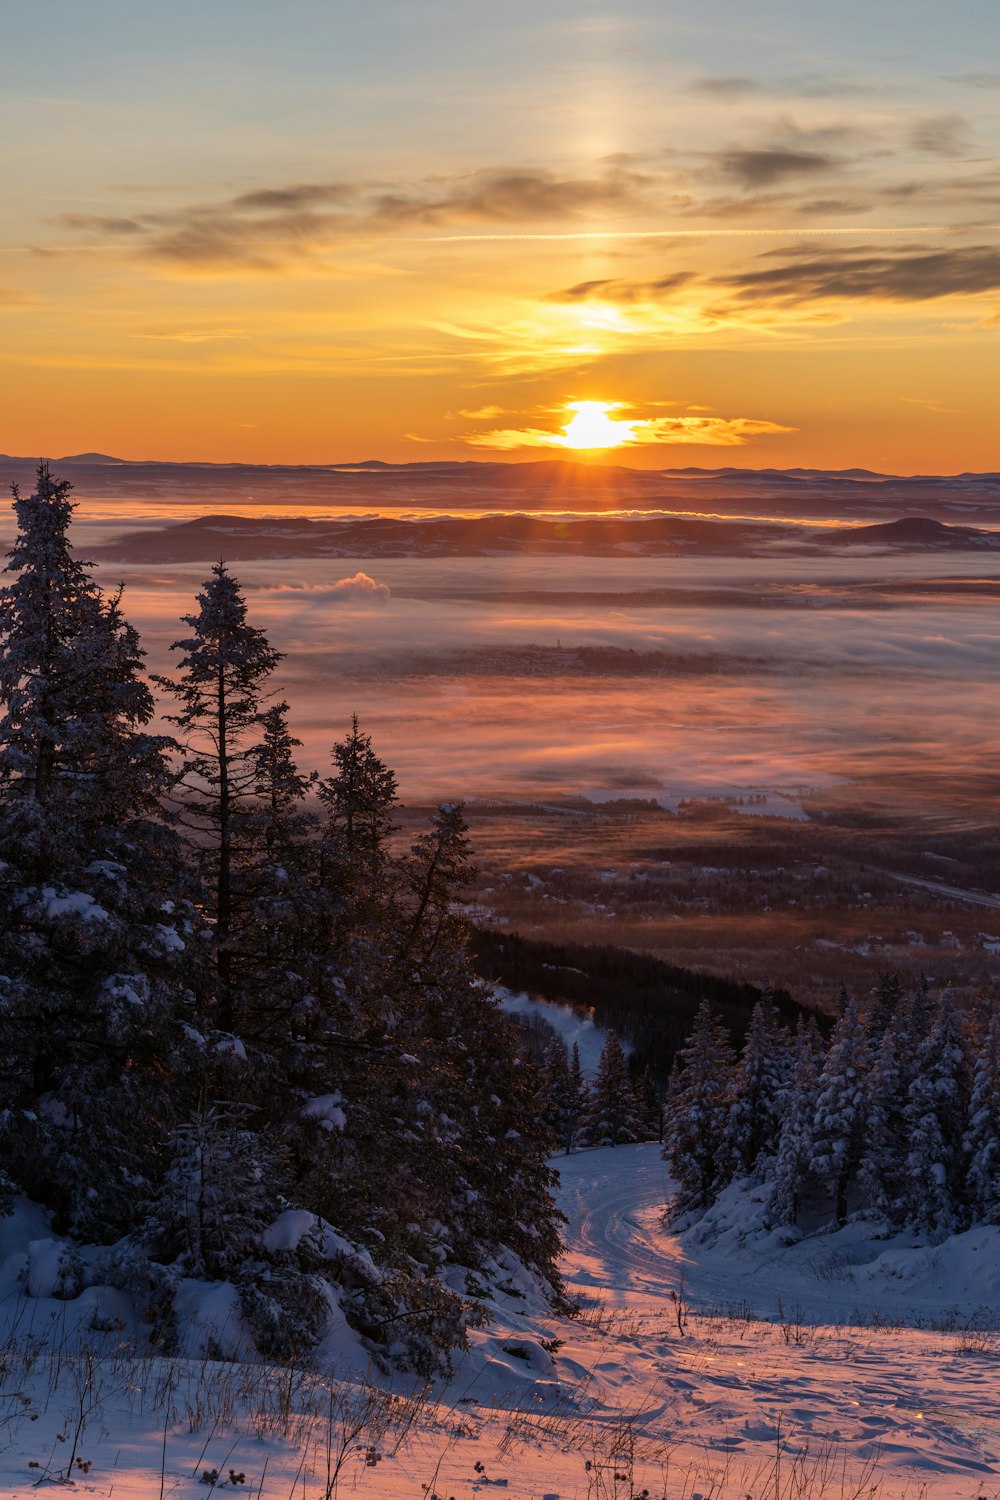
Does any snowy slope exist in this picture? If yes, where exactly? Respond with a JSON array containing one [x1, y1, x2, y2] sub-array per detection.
[[3, 1146, 1000, 1497]]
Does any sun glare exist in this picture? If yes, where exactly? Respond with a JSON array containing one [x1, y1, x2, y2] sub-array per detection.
[[559, 400, 638, 450]]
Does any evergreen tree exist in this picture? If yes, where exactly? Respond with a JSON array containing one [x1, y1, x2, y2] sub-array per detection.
[[633, 1065, 663, 1142], [867, 971, 903, 1049], [904, 988, 969, 1238], [809, 997, 868, 1226], [663, 1000, 735, 1212], [158, 563, 282, 1028], [0, 465, 199, 1238], [319, 714, 397, 891], [586, 1032, 637, 1147], [965, 1004, 1000, 1224], [148, 1105, 287, 1281], [563, 1041, 587, 1153], [769, 1018, 823, 1225], [395, 801, 475, 972], [858, 1024, 910, 1224], [717, 998, 790, 1182]]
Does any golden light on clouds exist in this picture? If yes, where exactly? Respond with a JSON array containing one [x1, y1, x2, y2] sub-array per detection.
[[463, 401, 797, 452]]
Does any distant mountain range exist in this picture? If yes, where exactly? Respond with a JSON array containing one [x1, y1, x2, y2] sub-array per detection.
[[3, 453, 1000, 526], [89, 509, 1000, 564]]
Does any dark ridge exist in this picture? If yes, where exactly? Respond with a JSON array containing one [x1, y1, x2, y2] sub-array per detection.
[[814, 516, 1000, 549], [470, 928, 829, 1083]]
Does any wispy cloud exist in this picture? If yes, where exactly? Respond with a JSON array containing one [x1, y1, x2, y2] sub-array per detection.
[[546, 243, 1000, 311], [53, 167, 658, 271], [716, 148, 841, 189], [716, 244, 1000, 303], [464, 414, 795, 450]]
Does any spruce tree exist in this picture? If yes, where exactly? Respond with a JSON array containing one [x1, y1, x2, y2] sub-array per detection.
[[858, 1025, 910, 1224], [586, 1032, 637, 1147], [965, 1004, 1000, 1223], [633, 1065, 663, 1142], [904, 988, 969, 1237], [769, 1018, 823, 1225], [717, 998, 790, 1182], [809, 997, 868, 1227], [158, 563, 282, 1029], [0, 465, 199, 1238], [663, 1000, 735, 1212]]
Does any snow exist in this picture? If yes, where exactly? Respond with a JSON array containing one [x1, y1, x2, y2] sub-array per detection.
[[301, 1091, 347, 1131], [38, 886, 110, 923], [5, 1151, 1000, 1495], [152, 921, 186, 952]]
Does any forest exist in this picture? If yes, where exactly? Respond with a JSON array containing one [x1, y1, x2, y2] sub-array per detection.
[[0, 465, 568, 1376]]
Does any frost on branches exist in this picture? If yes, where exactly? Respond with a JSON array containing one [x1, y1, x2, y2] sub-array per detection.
[[0, 466, 563, 1377]]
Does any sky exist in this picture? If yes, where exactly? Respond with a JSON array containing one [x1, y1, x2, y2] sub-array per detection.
[[3, 0, 999, 471]]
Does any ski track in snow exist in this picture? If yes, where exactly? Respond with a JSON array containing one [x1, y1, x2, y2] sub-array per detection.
[[4, 1144, 1000, 1498]]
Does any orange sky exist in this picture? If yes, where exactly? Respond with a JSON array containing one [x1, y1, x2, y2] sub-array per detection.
[[3, 1, 999, 472]]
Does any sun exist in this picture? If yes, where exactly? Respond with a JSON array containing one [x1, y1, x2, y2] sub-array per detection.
[[558, 400, 639, 451]]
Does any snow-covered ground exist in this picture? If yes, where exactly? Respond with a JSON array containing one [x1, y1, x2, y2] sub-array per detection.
[[4, 1146, 1000, 1498]]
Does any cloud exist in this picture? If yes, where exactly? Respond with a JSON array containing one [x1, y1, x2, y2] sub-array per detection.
[[688, 76, 762, 97], [715, 244, 1000, 304], [907, 114, 970, 158], [549, 272, 694, 303], [258, 574, 391, 604], [946, 73, 1000, 91], [717, 148, 840, 189], [464, 415, 795, 450], [55, 213, 146, 236], [55, 167, 656, 270]]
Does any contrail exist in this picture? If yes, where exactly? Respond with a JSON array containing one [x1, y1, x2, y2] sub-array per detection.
[[421, 224, 998, 243]]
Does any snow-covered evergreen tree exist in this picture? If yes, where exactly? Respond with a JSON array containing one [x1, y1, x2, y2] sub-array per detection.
[[858, 1024, 910, 1224], [158, 562, 282, 1029], [148, 1105, 287, 1280], [585, 1032, 637, 1147], [0, 465, 199, 1238], [663, 1000, 735, 1212], [904, 988, 969, 1238], [717, 998, 790, 1182], [809, 997, 868, 1226], [965, 1003, 1000, 1224], [769, 1017, 823, 1225], [867, 971, 903, 1049], [633, 1065, 663, 1142]]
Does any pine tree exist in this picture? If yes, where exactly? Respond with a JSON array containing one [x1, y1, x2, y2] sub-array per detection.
[[809, 997, 868, 1226], [717, 998, 790, 1182], [564, 1041, 587, 1153], [904, 988, 969, 1238], [867, 971, 903, 1049], [965, 1004, 1000, 1224], [147, 1105, 287, 1280], [858, 1024, 909, 1223], [0, 465, 199, 1238], [663, 1000, 735, 1212], [319, 714, 397, 887], [158, 563, 282, 1028], [395, 802, 475, 972], [586, 1032, 636, 1147], [769, 1018, 823, 1225], [633, 1065, 663, 1142]]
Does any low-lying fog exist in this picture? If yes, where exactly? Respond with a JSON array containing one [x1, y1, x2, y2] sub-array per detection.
[[72, 506, 1000, 807]]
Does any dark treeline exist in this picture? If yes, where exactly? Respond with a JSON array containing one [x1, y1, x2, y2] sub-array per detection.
[[471, 929, 821, 1082], [0, 466, 563, 1375]]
